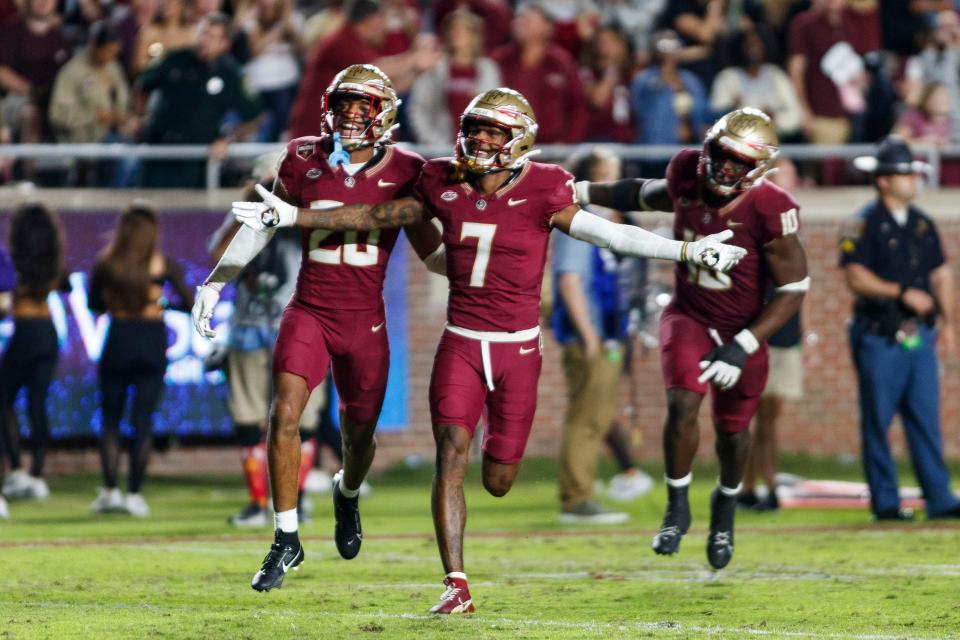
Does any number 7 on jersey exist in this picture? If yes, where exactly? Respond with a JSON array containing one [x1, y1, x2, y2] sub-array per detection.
[[461, 222, 497, 287]]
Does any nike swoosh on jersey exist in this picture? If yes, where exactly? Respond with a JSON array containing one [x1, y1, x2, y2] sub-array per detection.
[[726, 221, 745, 228], [519, 346, 537, 355], [508, 198, 527, 207], [371, 322, 385, 332], [377, 179, 396, 188]]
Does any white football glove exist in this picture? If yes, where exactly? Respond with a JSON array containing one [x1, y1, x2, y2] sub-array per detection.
[[684, 230, 746, 273], [192, 282, 222, 339], [697, 329, 759, 391], [232, 183, 298, 232]]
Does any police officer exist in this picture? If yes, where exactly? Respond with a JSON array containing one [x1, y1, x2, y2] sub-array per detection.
[[841, 135, 960, 521], [137, 13, 262, 188]]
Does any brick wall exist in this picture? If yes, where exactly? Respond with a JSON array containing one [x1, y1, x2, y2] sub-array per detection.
[[32, 187, 960, 476]]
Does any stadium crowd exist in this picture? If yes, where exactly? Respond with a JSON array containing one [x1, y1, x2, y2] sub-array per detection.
[[1, 0, 960, 185]]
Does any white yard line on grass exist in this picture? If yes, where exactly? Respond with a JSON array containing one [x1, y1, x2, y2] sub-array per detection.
[[12, 602, 947, 640]]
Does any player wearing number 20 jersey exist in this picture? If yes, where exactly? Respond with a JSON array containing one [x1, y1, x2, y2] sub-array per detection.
[[273, 136, 424, 403]]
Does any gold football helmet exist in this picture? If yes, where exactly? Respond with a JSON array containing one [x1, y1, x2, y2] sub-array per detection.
[[321, 64, 400, 150], [455, 88, 539, 174], [700, 108, 779, 199]]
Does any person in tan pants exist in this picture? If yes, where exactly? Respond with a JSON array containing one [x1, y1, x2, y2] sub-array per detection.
[[552, 149, 630, 524]]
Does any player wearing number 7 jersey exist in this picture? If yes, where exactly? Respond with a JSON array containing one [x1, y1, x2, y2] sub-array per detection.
[[192, 65, 447, 592], [580, 108, 809, 571], [232, 88, 747, 613]]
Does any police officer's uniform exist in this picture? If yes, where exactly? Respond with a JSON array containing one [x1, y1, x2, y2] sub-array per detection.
[[841, 137, 960, 519]]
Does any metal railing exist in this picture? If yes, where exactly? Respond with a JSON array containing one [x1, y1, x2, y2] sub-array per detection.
[[0, 142, 948, 190]]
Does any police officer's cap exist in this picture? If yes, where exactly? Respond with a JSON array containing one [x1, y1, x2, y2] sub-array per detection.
[[853, 135, 931, 176]]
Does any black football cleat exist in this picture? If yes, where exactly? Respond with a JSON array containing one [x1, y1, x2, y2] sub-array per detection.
[[332, 471, 362, 560], [874, 507, 915, 521], [707, 488, 737, 570], [251, 530, 304, 592], [652, 484, 692, 555]]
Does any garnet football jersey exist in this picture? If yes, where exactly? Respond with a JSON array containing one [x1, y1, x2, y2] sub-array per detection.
[[666, 149, 801, 336], [414, 159, 577, 332], [277, 136, 424, 310]]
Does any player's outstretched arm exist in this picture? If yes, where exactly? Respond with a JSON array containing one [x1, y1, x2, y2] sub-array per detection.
[[192, 221, 276, 339], [233, 184, 426, 232], [550, 205, 746, 272], [698, 234, 808, 391], [574, 178, 673, 212]]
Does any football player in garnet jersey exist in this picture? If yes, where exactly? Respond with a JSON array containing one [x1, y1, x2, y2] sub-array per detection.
[[232, 88, 747, 611], [192, 64, 447, 592], [578, 108, 809, 570]]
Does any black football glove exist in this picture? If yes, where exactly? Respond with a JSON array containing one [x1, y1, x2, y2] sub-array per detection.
[[698, 339, 749, 391]]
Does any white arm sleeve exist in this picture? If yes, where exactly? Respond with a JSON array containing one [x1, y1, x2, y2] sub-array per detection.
[[204, 224, 276, 289], [567, 210, 683, 262]]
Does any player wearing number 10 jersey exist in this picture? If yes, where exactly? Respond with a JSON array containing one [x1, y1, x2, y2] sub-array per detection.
[[232, 88, 747, 613], [580, 108, 809, 571], [192, 65, 445, 592]]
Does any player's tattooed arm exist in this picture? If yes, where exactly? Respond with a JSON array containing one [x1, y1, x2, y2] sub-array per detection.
[[575, 178, 673, 212], [748, 234, 808, 342], [296, 197, 427, 231]]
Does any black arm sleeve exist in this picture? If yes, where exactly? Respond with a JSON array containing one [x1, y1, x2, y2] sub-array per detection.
[[587, 178, 672, 212]]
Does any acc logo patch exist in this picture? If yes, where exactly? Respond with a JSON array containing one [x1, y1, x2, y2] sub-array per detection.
[[296, 142, 315, 160], [306, 168, 322, 179], [441, 191, 458, 202]]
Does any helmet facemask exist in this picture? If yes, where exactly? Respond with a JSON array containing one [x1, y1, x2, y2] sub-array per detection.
[[699, 108, 779, 204], [456, 116, 517, 174], [320, 65, 400, 151]]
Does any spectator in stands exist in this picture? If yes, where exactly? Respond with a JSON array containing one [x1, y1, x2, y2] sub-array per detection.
[[0, 106, 11, 183], [408, 8, 501, 144], [1, 202, 66, 504], [710, 25, 801, 141], [657, 0, 765, 89], [432, 0, 513, 53], [904, 10, 960, 145], [303, 0, 346, 49], [630, 29, 709, 154], [288, 0, 439, 138], [787, 0, 878, 146], [237, 0, 306, 141], [491, 3, 588, 143], [378, 0, 422, 56], [137, 13, 263, 188], [893, 82, 952, 147], [115, 0, 161, 78], [50, 21, 133, 186], [881, 0, 947, 57], [553, 148, 631, 525], [0, 0, 71, 149], [88, 203, 193, 517], [132, 0, 196, 74], [537, 0, 599, 60], [579, 23, 637, 144], [598, 0, 665, 62], [49, 21, 130, 145]]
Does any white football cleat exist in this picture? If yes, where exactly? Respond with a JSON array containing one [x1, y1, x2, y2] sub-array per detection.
[[304, 469, 332, 494], [0, 497, 10, 520], [27, 476, 50, 500], [91, 487, 124, 513], [3, 470, 32, 499], [124, 493, 150, 518], [606, 471, 654, 502]]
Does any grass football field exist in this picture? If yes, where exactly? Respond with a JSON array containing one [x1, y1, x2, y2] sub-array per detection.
[[1, 456, 959, 640]]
